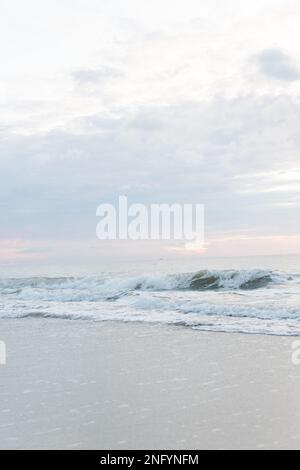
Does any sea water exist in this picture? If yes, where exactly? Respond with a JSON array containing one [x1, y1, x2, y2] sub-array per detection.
[[0, 254, 299, 336]]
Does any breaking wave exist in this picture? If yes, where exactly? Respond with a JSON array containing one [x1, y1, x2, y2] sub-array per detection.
[[0, 268, 299, 336], [0, 268, 290, 300]]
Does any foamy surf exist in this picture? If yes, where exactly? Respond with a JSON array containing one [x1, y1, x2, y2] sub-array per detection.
[[0, 268, 299, 336]]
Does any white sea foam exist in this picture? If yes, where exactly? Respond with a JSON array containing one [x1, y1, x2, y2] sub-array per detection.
[[0, 268, 299, 336]]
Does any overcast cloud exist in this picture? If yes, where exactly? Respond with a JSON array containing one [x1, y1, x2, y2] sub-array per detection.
[[256, 48, 300, 81], [0, 0, 300, 264]]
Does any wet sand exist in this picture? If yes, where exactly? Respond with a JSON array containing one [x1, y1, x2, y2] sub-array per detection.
[[0, 319, 300, 449]]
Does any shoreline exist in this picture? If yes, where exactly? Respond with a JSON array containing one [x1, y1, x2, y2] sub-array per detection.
[[1, 319, 300, 449]]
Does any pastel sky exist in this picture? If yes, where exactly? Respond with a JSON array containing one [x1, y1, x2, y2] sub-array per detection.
[[1, 0, 300, 266]]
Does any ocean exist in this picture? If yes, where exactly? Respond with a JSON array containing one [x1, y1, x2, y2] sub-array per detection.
[[0, 254, 300, 336]]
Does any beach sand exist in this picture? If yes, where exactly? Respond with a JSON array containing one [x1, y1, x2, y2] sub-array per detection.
[[0, 319, 300, 450]]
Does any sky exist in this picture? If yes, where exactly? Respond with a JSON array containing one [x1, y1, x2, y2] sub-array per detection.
[[1, 0, 300, 266]]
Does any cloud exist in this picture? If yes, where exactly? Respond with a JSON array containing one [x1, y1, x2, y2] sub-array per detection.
[[1, 1, 300, 261], [256, 48, 300, 81], [3, 4, 300, 136], [1, 94, 300, 253], [17, 246, 53, 254], [72, 67, 125, 85]]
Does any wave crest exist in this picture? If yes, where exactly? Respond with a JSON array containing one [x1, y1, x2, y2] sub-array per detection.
[[190, 269, 275, 290]]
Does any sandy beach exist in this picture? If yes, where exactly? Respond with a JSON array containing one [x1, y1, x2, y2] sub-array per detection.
[[0, 319, 300, 450]]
